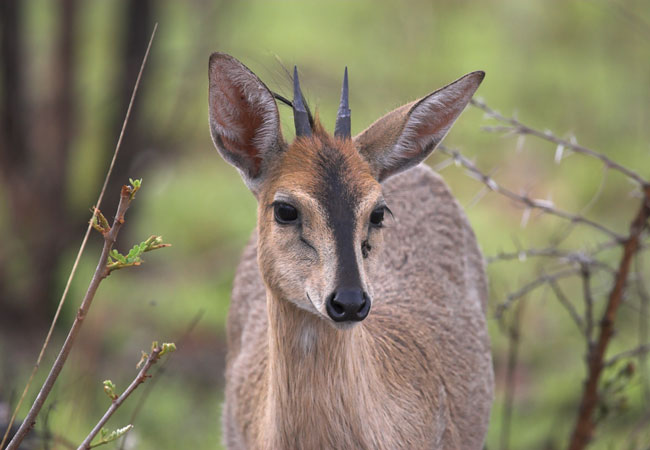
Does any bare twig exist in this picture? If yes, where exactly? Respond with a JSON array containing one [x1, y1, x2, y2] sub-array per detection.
[[581, 264, 595, 349], [117, 310, 205, 450], [567, 185, 650, 450], [496, 267, 582, 317], [500, 302, 524, 450], [5, 186, 139, 449], [637, 255, 650, 403], [438, 146, 625, 241], [604, 344, 650, 368], [77, 343, 175, 450], [548, 279, 585, 336], [487, 247, 616, 274], [470, 98, 649, 187], [1, 24, 158, 450]]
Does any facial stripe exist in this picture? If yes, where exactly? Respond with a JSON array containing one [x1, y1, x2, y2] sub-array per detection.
[[312, 145, 364, 290]]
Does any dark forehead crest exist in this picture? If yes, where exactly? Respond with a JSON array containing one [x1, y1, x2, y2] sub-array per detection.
[[313, 144, 363, 207]]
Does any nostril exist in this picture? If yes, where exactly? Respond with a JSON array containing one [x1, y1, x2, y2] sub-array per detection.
[[331, 299, 345, 315], [326, 292, 346, 319], [356, 292, 371, 320], [326, 289, 371, 322]]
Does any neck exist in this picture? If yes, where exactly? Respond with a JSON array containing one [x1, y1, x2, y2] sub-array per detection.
[[262, 292, 380, 449]]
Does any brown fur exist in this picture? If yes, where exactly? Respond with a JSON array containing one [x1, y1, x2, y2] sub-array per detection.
[[223, 161, 493, 449], [208, 53, 493, 449]]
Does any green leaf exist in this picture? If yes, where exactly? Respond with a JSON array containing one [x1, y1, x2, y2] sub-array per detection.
[[159, 342, 177, 357], [136, 351, 148, 370], [103, 380, 118, 401], [89, 424, 133, 448]]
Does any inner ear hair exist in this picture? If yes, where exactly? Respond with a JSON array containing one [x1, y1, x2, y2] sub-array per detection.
[[355, 71, 485, 182], [208, 53, 284, 191]]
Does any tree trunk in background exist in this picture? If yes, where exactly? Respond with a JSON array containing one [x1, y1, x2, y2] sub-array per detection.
[[0, 0, 154, 328], [0, 1, 28, 313], [102, 0, 153, 224], [0, 0, 78, 326]]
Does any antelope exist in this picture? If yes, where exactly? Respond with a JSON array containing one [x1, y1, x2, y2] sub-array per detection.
[[208, 53, 493, 449]]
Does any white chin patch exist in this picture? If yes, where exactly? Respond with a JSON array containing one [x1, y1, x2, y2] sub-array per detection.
[[299, 323, 317, 353]]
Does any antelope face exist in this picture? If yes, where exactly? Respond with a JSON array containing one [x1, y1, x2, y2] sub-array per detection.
[[257, 134, 386, 326], [208, 53, 484, 327]]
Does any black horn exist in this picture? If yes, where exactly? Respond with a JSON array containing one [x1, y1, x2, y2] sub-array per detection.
[[334, 67, 351, 139], [293, 66, 312, 137]]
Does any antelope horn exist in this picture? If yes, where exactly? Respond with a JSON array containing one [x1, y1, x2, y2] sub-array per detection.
[[293, 66, 312, 137], [334, 67, 351, 139]]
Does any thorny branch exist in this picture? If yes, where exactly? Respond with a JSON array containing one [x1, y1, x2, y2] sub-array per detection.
[[495, 267, 581, 317], [487, 247, 617, 275], [470, 98, 649, 187], [441, 99, 650, 449], [567, 185, 650, 450], [438, 146, 625, 241]]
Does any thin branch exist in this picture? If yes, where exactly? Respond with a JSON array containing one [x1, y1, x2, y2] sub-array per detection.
[[487, 247, 617, 274], [567, 185, 650, 450], [6, 186, 138, 449], [496, 267, 580, 317], [500, 302, 524, 450], [77, 343, 173, 450], [1, 24, 158, 450], [117, 310, 205, 450], [470, 98, 649, 187], [604, 344, 650, 368], [438, 146, 625, 242], [578, 167, 608, 217], [581, 264, 595, 349], [636, 254, 650, 403], [548, 279, 585, 336]]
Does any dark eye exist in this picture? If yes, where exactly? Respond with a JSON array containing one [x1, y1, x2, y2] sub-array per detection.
[[274, 202, 299, 224], [369, 207, 385, 227]]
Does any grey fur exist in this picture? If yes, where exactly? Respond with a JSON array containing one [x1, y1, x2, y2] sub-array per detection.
[[223, 165, 493, 449]]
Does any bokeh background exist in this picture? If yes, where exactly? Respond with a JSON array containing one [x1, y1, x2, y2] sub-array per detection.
[[1, 0, 649, 448]]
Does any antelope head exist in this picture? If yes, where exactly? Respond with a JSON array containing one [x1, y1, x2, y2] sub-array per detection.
[[208, 53, 483, 328]]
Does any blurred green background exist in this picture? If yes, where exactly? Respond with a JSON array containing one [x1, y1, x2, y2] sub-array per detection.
[[1, 0, 649, 448]]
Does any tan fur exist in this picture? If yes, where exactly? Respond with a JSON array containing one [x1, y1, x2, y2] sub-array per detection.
[[209, 54, 493, 449], [223, 163, 493, 449]]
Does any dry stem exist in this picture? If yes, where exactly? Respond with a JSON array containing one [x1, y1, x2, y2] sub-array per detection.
[[6, 186, 137, 449]]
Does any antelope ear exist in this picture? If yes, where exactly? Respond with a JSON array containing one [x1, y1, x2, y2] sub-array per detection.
[[354, 71, 484, 182], [208, 53, 284, 193]]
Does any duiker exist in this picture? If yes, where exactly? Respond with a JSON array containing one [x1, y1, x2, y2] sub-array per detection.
[[208, 53, 493, 449]]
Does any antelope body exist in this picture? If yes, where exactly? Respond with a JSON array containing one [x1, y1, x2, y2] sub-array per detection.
[[208, 53, 493, 449]]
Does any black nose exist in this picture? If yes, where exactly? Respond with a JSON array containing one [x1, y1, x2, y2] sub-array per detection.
[[326, 288, 371, 322]]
